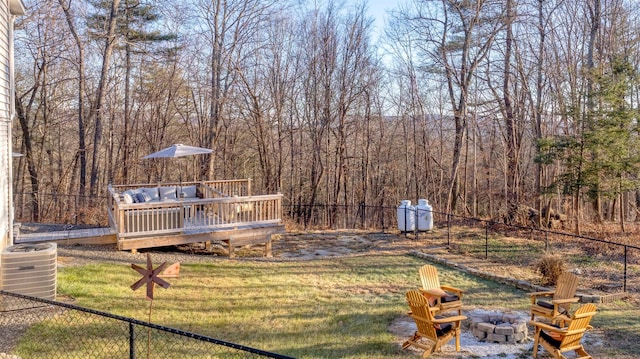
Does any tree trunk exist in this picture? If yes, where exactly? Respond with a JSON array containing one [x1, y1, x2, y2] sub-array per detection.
[[89, 0, 121, 196], [503, 0, 519, 223], [59, 0, 87, 200], [15, 93, 39, 222], [534, 0, 545, 226]]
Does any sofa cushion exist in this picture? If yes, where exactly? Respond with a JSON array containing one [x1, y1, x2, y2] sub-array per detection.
[[181, 185, 197, 198], [143, 187, 160, 201], [159, 186, 177, 200]]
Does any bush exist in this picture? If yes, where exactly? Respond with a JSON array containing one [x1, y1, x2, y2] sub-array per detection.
[[535, 253, 566, 285]]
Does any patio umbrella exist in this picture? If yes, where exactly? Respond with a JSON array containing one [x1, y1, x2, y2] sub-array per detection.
[[142, 144, 212, 183], [142, 144, 212, 159]]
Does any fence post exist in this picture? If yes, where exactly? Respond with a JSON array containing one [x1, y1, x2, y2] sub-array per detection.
[[485, 221, 489, 259], [130, 322, 135, 359], [545, 231, 549, 250], [624, 246, 628, 293]]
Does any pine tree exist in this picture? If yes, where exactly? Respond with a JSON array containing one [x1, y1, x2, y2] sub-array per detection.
[[539, 57, 640, 227]]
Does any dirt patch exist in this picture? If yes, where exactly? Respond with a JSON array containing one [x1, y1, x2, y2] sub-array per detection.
[[172, 230, 428, 259]]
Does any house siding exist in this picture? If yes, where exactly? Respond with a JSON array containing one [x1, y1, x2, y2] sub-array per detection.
[[0, 0, 9, 252], [0, 0, 22, 260]]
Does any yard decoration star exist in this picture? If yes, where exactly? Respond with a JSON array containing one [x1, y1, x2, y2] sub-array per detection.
[[131, 254, 171, 300]]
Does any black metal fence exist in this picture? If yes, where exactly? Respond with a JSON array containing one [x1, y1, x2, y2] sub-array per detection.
[[0, 291, 294, 359], [284, 204, 640, 295], [442, 212, 640, 295], [12, 197, 640, 295], [13, 192, 109, 225]]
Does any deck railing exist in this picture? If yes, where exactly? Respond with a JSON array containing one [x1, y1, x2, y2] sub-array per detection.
[[107, 179, 281, 239]]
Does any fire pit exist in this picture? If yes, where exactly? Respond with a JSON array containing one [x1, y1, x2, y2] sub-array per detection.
[[469, 310, 528, 344]]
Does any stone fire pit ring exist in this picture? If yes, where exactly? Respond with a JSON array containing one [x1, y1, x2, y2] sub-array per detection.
[[469, 311, 528, 344]]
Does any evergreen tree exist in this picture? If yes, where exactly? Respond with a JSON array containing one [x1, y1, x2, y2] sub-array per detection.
[[87, 0, 177, 183], [539, 57, 640, 224]]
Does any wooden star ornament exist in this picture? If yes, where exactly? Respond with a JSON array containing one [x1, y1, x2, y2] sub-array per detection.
[[131, 254, 171, 300]]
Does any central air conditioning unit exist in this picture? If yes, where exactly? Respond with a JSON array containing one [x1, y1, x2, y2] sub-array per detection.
[[1, 242, 57, 301]]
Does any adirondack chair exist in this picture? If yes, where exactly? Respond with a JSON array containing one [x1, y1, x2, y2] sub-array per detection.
[[530, 272, 580, 324], [403, 290, 467, 358], [418, 264, 463, 315], [529, 303, 597, 359]]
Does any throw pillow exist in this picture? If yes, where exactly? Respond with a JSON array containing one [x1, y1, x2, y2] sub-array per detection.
[[135, 193, 146, 203], [122, 193, 133, 204], [140, 192, 152, 202]]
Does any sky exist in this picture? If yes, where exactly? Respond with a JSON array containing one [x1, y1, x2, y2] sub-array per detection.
[[366, 0, 401, 41]]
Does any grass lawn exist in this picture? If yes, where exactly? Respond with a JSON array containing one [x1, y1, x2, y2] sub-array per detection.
[[14, 253, 640, 358]]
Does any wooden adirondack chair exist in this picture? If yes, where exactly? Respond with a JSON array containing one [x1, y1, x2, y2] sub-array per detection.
[[530, 272, 580, 324], [418, 264, 463, 315], [529, 303, 597, 359], [403, 290, 467, 358]]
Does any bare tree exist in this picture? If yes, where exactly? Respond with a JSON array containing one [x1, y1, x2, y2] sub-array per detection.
[[398, 0, 505, 214], [88, 0, 121, 196]]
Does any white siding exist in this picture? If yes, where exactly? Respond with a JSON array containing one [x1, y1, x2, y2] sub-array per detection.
[[0, 122, 7, 248], [0, 0, 11, 251], [0, 1, 8, 122]]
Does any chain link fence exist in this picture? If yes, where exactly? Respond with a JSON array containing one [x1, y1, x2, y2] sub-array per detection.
[[0, 291, 294, 359], [284, 204, 640, 296], [441, 213, 640, 297]]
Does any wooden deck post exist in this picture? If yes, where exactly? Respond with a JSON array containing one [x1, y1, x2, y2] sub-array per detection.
[[227, 237, 235, 258], [265, 234, 272, 257]]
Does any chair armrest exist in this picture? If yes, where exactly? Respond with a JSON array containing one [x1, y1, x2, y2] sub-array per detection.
[[551, 297, 580, 304], [528, 320, 568, 334], [440, 285, 464, 295], [432, 315, 467, 324], [418, 288, 438, 296], [530, 291, 554, 298], [530, 291, 553, 304], [419, 288, 445, 296], [565, 328, 589, 336]]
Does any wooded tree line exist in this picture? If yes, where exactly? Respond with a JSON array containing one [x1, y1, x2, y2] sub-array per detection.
[[11, 0, 640, 233]]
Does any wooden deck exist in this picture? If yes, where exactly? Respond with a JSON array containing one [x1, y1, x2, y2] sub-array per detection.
[[14, 179, 286, 258], [14, 224, 284, 258], [106, 179, 285, 255], [117, 223, 285, 257], [16, 227, 117, 245]]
